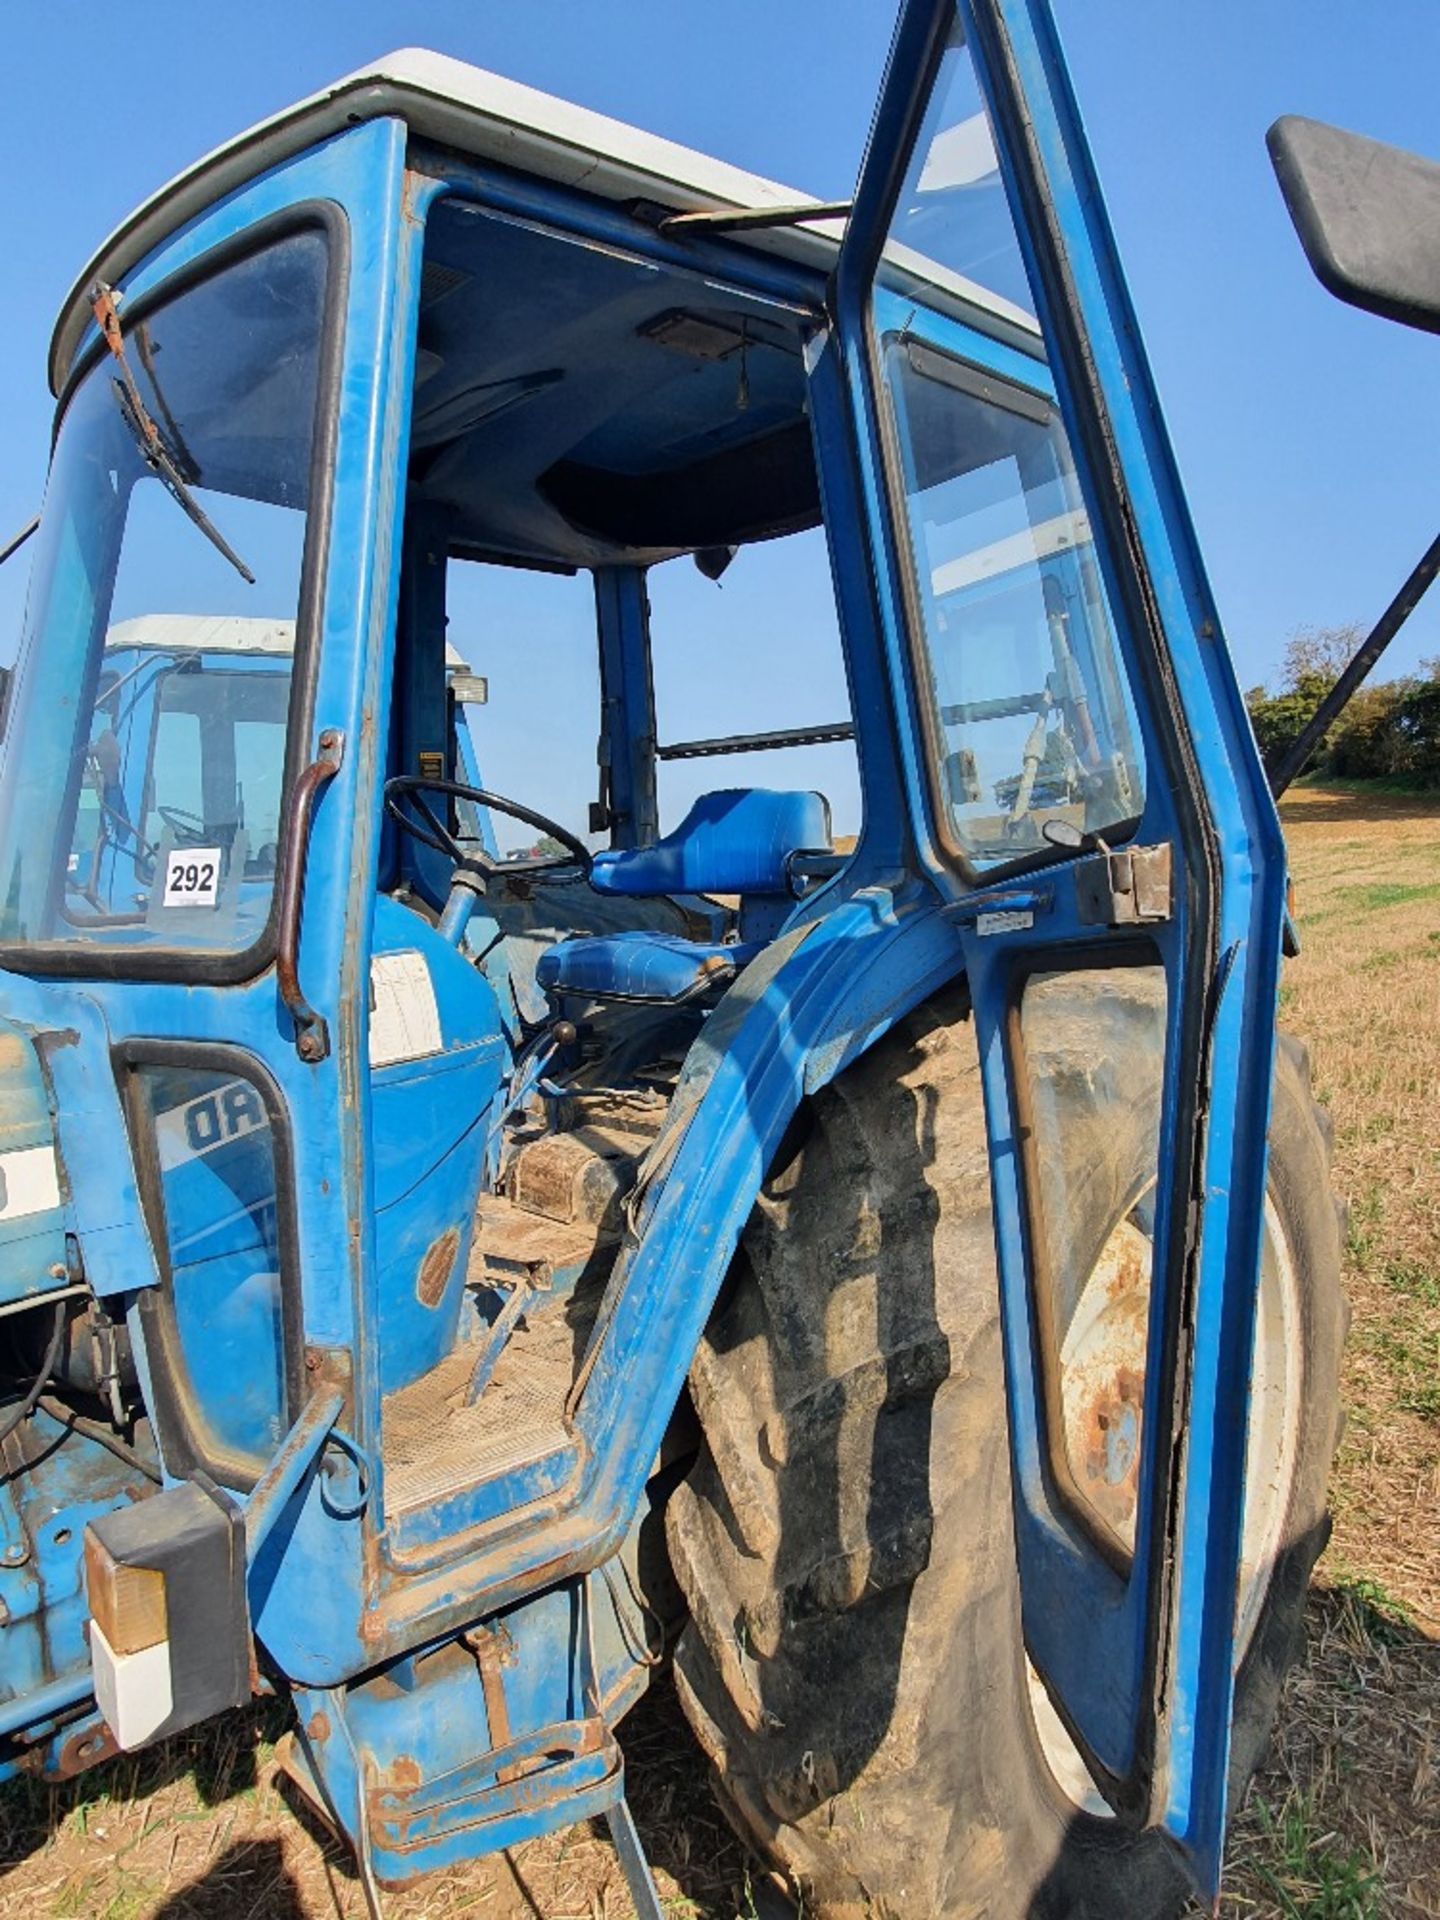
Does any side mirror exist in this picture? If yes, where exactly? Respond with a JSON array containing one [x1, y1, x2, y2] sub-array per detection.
[[1268, 115, 1440, 333]]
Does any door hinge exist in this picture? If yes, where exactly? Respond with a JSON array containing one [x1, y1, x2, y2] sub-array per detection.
[[1075, 843, 1172, 927]]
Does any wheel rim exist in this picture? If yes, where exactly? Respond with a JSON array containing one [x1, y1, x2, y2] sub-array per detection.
[[1025, 1190, 1303, 1815]]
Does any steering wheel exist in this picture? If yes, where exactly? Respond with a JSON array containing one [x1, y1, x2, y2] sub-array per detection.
[[383, 775, 592, 879], [156, 803, 209, 845]]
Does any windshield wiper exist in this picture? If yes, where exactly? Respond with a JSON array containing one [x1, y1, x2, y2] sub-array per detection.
[[90, 282, 255, 586]]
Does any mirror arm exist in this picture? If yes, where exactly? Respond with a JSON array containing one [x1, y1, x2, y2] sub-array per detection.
[[1266, 526, 1440, 798], [0, 516, 39, 570]]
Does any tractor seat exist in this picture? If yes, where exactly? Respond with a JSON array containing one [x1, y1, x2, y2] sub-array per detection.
[[536, 788, 831, 1005]]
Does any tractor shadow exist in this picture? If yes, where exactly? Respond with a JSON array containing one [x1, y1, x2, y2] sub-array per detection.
[[148, 1837, 309, 1918], [0, 1693, 288, 1877], [1277, 784, 1440, 827]]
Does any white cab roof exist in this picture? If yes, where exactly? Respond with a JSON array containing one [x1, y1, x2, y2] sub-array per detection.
[[50, 48, 845, 396], [52, 48, 1041, 398], [105, 613, 470, 671]]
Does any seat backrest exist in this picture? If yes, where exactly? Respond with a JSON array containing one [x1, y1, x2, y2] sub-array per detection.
[[589, 788, 832, 898]]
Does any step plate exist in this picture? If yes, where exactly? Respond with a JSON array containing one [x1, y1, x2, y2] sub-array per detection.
[[382, 1284, 600, 1517]]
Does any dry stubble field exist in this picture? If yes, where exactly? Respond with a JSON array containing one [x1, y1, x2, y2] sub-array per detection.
[[0, 783, 1435, 1919]]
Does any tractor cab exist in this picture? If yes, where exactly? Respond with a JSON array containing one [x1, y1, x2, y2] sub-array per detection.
[[0, 8, 1313, 1912]]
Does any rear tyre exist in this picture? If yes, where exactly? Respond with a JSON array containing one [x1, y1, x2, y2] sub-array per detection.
[[666, 985, 1343, 1918]]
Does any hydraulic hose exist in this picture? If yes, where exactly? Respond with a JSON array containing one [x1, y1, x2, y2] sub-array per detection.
[[0, 1301, 67, 1447]]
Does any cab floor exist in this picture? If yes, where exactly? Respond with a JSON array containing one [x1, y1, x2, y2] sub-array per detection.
[[380, 1270, 606, 1514]]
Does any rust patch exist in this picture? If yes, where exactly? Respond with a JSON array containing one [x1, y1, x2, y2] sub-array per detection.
[[1102, 1225, 1149, 1303], [46, 1720, 119, 1781], [305, 1711, 331, 1744], [386, 1753, 422, 1795], [1080, 1362, 1146, 1539], [416, 1225, 461, 1309]]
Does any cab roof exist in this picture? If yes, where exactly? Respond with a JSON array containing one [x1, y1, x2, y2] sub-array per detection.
[[50, 48, 847, 397], [104, 613, 472, 673]]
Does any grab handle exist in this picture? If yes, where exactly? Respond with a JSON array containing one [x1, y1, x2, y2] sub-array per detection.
[[277, 728, 343, 1063]]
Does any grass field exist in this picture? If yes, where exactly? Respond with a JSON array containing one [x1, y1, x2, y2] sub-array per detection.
[[0, 784, 1435, 1919]]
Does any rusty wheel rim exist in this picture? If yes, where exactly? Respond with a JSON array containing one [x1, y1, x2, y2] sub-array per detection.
[[1025, 1191, 1302, 1816]]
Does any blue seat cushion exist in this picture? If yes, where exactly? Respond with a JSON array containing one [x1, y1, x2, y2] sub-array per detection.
[[589, 788, 831, 898], [536, 932, 763, 1004]]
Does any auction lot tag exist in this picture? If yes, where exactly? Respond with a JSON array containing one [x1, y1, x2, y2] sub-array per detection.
[[162, 847, 222, 907]]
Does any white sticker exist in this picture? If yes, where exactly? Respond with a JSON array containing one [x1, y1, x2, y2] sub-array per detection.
[[369, 950, 443, 1068], [976, 909, 1034, 938], [161, 846, 222, 907], [0, 1145, 61, 1221], [155, 1079, 269, 1171]]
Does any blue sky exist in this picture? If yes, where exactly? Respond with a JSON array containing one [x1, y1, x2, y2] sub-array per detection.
[[1, 1, 1437, 835]]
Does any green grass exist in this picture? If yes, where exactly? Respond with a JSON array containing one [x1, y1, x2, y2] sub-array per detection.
[[1382, 1259, 1440, 1308], [1343, 880, 1440, 912], [1344, 1184, 1385, 1273], [1294, 771, 1440, 798], [1248, 1793, 1384, 1919], [1300, 878, 1440, 926], [1365, 1323, 1440, 1423]]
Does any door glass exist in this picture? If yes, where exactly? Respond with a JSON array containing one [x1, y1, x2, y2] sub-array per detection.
[[881, 17, 1037, 322], [885, 341, 1145, 866], [133, 1064, 290, 1473], [868, 19, 1147, 871], [1017, 964, 1167, 1559]]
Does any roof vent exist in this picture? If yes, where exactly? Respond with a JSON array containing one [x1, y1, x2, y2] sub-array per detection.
[[637, 309, 746, 362], [420, 259, 470, 310]]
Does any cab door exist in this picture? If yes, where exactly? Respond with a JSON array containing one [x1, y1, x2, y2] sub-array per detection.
[[831, 0, 1287, 1894]]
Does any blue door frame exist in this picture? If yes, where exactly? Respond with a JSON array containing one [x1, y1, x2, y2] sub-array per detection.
[[0, 115, 420, 1688], [830, 0, 1288, 1893]]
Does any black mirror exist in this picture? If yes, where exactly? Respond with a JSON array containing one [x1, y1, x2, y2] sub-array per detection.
[[694, 544, 737, 583], [1268, 115, 1440, 333]]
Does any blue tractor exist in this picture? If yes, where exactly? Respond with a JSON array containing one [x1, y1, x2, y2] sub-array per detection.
[[15, 2, 1426, 1911]]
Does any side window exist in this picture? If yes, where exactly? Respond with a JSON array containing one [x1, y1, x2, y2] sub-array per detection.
[[137, 664, 291, 883], [143, 705, 204, 850], [885, 343, 1145, 867], [444, 559, 603, 857], [866, 20, 1146, 872], [646, 525, 859, 843]]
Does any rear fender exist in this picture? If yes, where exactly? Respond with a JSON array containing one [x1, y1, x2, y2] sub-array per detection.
[[573, 886, 966, 1512], [360, 888, 968, 1659]]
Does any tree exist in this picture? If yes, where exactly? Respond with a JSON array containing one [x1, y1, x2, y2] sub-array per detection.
[[1246, 671, 1333, 773], [1326, 680, 1407, 780], [1246, 623, 1440, 788], [1392, 678, 1440, 785], [1281, 623, 1363, 686]]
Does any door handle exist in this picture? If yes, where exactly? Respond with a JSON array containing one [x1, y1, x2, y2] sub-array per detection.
[[277, 728, 344, 1063]]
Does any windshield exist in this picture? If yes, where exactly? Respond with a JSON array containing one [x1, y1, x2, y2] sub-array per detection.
[[0, 228, 329, 963]]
